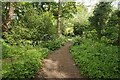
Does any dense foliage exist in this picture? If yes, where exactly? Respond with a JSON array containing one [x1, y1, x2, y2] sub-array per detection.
[[89, 2, 112, 39], [2, 2, 68, 79], [2, 40, 49, 78], [1, 1, 120, 79], [70, 37, 119, 78], [73, 3, 89, 37], [70, 1, 120, 78], [41, 36, 67, 50]]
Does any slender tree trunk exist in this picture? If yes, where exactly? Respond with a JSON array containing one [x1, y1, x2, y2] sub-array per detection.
[[2, 2, 14, 32], [57, 0, 61, 37], [118, 25, 120, 46], [118, 11, 120, 46]]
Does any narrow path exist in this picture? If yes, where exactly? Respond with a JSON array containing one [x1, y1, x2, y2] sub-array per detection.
[[35, 42, 84, 79]]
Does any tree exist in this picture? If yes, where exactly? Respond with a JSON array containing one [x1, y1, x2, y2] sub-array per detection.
[[2, 2, 14, 32], [50, 1, 77, 37], [73, 3, 89, 36], [117, 10, 120, 46], [89, 2, 112, 39], [104, 10, 119, 45], [57, 0, 61, 37]]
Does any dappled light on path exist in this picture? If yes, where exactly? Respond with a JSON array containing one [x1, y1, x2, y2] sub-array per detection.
[[35, 42, 83, 78]]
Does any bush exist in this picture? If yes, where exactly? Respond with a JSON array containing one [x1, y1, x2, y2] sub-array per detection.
[[73, 24, 85, 36], [2, 41, 49, 78], [4, 9, 57, 45], [72, 36, 81, 45], [70, 38, 120, 78], [41, 36, 67, 51]]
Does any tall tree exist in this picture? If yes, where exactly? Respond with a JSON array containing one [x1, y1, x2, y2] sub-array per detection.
[[57, 0, 61, 37], [2, 2, 14, 32], [116, 11, 120, 46], [50, 1, 76, 37], [89, 2, 112, 39]]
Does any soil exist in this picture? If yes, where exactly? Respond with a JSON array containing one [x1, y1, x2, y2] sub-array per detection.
[[35, 42, 86, 79]]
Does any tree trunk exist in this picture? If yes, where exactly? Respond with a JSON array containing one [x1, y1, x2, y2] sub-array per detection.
[[118, 11, 120, 46], [2, 2, 14, 32], [57, 0, 61, 37]]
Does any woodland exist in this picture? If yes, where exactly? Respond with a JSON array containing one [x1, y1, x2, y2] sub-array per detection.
[[1, 0, 120, 79]]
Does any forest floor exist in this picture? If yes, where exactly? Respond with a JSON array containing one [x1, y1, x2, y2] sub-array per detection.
[[35, 42, 86, 79]]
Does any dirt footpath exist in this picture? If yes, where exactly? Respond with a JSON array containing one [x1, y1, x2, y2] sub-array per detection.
[[35, 42, 85, 79]]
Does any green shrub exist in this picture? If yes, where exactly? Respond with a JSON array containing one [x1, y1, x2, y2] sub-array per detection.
[[73, 24, 84, 36], [2, 35, 68, 78], [2, 42, 49, 78], [72, 36, 81, 45], [70, 38, 120, 78], [42, 36, 67, 51]]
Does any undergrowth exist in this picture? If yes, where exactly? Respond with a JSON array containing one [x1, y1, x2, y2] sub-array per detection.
[[70, 37, 120, 78], [1, 36, 67, 78], [2, 40, 49, 78]]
